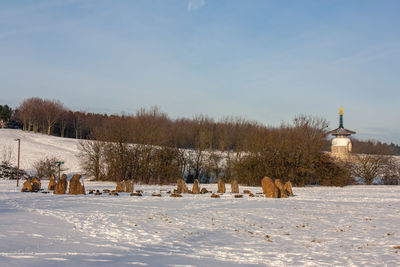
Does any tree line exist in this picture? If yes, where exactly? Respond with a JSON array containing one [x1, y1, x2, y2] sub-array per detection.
[[77, 113, 352, 186], [9, 97, 400, 154], [3, 97, 400, 186]]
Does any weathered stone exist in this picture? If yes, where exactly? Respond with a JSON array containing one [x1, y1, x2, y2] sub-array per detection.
[[21, 179, 32, 192], [125, 180, 134, 193], [284, 181, 294, 196], [217, 180, 226, 194], [234, 194, 243, 198], [176, 179, 189, 194], [103, 189, 110, 193], [200, 187, 209, 194], [170, 193, 182, 197], [211, 193, 220, 198], [31, 177, 41, 192], [274, 179, 287, 198], [249, 192, 255, 197], [152, 193, 162, 197], [54, 174, 67, 194], [116, 181, 125, 192], [261, 177, 278, 198], [231, 179, 239, 193], [243, 190, 252, 194], [68, 174, 85, 195], [192, 179, 200, 194], [130, 192, 142, 196], [48, 174, 55, 191]]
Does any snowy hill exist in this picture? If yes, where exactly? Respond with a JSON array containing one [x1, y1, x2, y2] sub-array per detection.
[[0, 129, 82, 175]]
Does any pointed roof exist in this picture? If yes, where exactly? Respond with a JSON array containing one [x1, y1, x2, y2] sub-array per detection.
[[327, 108, 356, 137], [327, 127, 356, 136]]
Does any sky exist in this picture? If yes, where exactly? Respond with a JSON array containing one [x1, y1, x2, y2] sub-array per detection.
[[1, 0, 399, 144]]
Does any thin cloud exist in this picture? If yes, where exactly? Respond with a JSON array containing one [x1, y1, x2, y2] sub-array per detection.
[[187, 0, 206, 11]]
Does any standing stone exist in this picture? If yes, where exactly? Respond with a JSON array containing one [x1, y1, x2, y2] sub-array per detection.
[[200, 187, 209, 194], [217, 180, 226, 194], [284, 181, 294, 196], [192, 179, 200, 194], [48, 174, 55, 191], [125, 180, 134, 193], [274, 179, 287, 198], [54, 174, 68, 194], [116, 181, 125, 192], [68, 174, 86, 195], [261, 177, 278, 198], [21, 179, 32, 192], [231, 179, 239, 194], [176, 179, 189, 194], [31, 177, 41, 192]]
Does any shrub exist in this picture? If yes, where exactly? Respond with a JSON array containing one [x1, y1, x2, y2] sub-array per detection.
[[33, 156, 64, 179]]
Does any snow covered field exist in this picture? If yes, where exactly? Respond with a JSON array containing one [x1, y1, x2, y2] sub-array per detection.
[[0, 181, 400, 266], [1, 129, 400, 266]]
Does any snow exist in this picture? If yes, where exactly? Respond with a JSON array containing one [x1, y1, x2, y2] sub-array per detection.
[[1, 129, 400, 266], [0, 129, 82, 174], [0, 181, 399, 266]]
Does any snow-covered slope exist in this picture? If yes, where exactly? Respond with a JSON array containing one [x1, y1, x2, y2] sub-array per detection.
[[0, 129, 82, 175]]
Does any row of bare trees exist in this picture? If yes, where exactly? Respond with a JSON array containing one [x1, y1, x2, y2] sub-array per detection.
[[76, 111, 357, 186], [13, 97, 400, 154], [16, 98, 65, 135], [14, 98, 107, 138], [10, 97, 400, 186]]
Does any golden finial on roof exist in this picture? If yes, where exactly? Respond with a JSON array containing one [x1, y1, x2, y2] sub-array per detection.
[[339, 107, 344, 115]]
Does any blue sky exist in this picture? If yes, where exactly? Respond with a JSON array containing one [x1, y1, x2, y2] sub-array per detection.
[[1, 0, 399, 144]]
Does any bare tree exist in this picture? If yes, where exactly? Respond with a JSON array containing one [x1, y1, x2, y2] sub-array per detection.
[[351, 154, 392, 185], [78, 140, 106, 180], [43, 100, 66, 135], [72, 111, 86, 139], [381, 157, 400, 185]]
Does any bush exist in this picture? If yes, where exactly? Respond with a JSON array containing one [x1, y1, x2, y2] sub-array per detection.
[[33, 156, 64, 179], [351, 154, 393, 185], [382, 175, 400, 185], [0, 164, 30, 180]]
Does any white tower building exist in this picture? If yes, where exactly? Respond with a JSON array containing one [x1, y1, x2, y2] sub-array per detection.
[[327, 108, 356, 155]]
